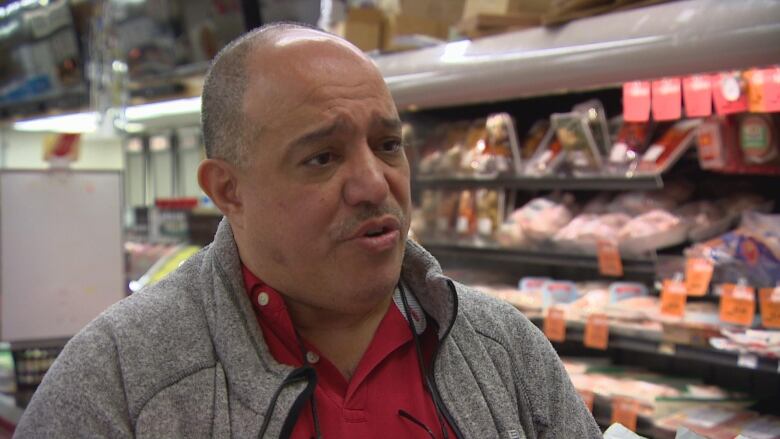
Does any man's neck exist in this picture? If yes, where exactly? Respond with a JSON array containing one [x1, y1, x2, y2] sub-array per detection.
[[284, 292, 394, 381]]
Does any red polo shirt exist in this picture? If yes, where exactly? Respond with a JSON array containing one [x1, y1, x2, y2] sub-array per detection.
[[242, 266, 456, 438]]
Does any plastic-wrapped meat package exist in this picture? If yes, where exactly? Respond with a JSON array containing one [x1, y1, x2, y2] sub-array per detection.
[[675, 201, 730, 242], [510, 197, 575, 243], [656, 407, 759, 439], [565, 283, 610, 320], [608, 191, 679, 216], [619, 209, 688, 254], [554, 213, 631, 252], [605, 296, 661, 322]]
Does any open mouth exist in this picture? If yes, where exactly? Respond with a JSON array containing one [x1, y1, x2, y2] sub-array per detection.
[[364, 226, 392, 238]]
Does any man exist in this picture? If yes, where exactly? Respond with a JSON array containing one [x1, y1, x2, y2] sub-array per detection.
[[16, 23, 600, 438]]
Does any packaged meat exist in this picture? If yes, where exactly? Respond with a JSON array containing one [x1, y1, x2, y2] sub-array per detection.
[[456, 190, 477, 237], [524, 130, 564, 176], [483, 113, 523, 175], [554, 213, 631, 253], [509, 196, 575, 243], [475, 189, 504, 241], [697, 117, 728, 170], [676, 201, 730, 243], [572, 99, 612, 155], [551, 111, 604, 175], [521, 120, 550, 160], [619, 209, 688, 254], [636, 119, 700, 174]]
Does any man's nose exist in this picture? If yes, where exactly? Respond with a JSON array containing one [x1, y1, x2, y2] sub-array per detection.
[[343, 143, 390, 207]]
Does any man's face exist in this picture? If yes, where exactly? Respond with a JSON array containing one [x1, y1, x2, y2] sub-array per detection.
[[232, 36, 411, 315]]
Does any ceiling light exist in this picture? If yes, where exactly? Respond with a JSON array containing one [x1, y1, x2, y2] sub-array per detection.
[[13, 112, 98, 133], [125, 97, 201, 122]]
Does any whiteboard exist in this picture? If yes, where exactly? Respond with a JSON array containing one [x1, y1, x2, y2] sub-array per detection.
[[0, 170, 125, 343]]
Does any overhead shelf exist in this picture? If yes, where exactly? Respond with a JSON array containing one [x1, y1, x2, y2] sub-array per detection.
[[422, 242, 658, 278], [414, 173, 664, 191], [529, 317, 780, 375], [374, 0, 780, 110]]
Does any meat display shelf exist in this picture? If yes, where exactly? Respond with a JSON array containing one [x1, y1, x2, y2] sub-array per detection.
[[414, 174, 664, 191], [422, 242, 659, 280], [529, 318, 780, 375]]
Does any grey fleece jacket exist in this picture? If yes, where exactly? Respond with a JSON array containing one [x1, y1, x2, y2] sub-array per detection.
[[15, 219, 600, 438]]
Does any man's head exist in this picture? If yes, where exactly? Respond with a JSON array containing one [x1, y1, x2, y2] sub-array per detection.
[[198, 23, 411, 316]]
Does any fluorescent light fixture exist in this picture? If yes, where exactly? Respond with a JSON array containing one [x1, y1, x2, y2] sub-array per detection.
[[13, 112, 98, 133], [125, 97, 201, 122]]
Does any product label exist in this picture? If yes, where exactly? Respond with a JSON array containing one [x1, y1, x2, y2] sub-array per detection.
[[543, 307, 566, 343], [542, 281, 579, 308], [685, 258, 714, 297], [477, 218, 493, 236], [584, 313, 609, 350], [747, 69, 766, 113], [652, 77, 682, 121], [623, 81, 651, 122], [759, 287, 780, 329], [597, 240, 623, 277], [660, 279, 687, 318], [719, 284, 756, 327], [683, 75, 713, 117], [642, 144, 664, 163], [519, 277, 550, 292], [608, 282, 648, 304], [737, 353, 758, 369], [713, 72, 749, 115], [456, 216, 469, 234], [696, 120, 725, 169], [611, 397, 639, 432]]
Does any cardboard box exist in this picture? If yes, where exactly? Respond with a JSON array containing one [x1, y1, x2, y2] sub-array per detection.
[[399, 0, 465, 26], [340, 7, 386, 52], [384, 13, 448, 50], [462, 0, 549, 20]]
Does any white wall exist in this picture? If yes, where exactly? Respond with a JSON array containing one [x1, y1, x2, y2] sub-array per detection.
[[1, 130, 124, 170]]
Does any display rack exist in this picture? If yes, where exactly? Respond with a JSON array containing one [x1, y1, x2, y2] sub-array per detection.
[[415, 174, 664, 191], [375, 0, 780, 110]]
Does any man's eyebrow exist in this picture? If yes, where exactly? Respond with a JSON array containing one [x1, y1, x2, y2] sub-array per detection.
[[287, 119, 344, 150], [375, 117, 402, 133]]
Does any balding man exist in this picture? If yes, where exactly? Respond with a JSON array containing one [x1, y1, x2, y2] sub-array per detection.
[[15, 24, 600, 438]]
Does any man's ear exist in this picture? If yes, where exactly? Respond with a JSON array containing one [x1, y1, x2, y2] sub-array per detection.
[[198, 158, 243, 223]]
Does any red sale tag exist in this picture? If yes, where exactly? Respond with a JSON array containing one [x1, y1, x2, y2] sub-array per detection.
[[652, 77, 682, 121], [762, 66, 780, 113], [623, 81, 651, 122], [712, 72, 749, 115], [683, 75, 713, 117]]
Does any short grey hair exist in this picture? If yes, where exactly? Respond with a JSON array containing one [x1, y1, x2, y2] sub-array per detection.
[[200, 22, 323, 165]]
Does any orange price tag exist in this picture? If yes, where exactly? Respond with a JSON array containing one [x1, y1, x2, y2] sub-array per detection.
[[759, 287, 780, 329], [578, 389, 595, 413], [584, 313, 609, 350], [597, 240, 623, 278], [611, 397, 639, 432], [746, 69, 766, 113], [685, 258, 714, 297], [719, 284, 756, 326], [543, 307, 566, 343], [660, 279, 687, 318]]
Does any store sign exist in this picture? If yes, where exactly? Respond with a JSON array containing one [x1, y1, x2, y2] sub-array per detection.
[[652, 77, 682, 121], [683, 75, 713, 117], [623, 81, 651, 122]]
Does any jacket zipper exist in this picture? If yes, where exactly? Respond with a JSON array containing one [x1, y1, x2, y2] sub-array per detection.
[[426, 280, 466, 439], [258, 366, 317, 439]]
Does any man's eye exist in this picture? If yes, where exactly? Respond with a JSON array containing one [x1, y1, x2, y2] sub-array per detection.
[[303, 152, 334, 167], [380, 140, 403, 153]]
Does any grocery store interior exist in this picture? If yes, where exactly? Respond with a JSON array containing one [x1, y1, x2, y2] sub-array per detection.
[[0, 0, 779, 437]]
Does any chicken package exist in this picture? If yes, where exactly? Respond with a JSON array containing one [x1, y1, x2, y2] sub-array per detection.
[[619, 209, 689, 254], [509, 196, 575, 243], [554, 212, 631, 253], [675, 201, 730, 243]]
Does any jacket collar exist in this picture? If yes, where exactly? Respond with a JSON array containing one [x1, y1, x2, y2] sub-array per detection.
[[202, 219, 457, 410]]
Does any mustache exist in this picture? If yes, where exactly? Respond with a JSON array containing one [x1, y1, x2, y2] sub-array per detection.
[[331, 204, 406, 240]]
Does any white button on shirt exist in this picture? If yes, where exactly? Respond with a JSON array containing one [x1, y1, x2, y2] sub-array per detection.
[[257, 292, 269, 306], [305, 351, 320, 364]]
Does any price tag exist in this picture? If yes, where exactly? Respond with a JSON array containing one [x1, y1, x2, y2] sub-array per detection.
[[623, 81, 651, 122], [758, 287, 780, 329], [746, 69, 766, 113], [660, 279, 687, 318], [543, 307, 566, 343], [578, 389, 595, 413], [652, 77, 682, 121], [762, 66, 780, 113], [597, 240, 623, 277], [683, 75, 713, 117], [685, 258, 714, 297], [712, 72, 749, 115], [719, 284, 756, 327], [737, 353, 758, 369], [611, 397, 639, 432], [584, 313, 609, 350]]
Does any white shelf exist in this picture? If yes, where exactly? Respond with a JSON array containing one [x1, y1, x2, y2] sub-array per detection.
[[375, 0, 780, 110]]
